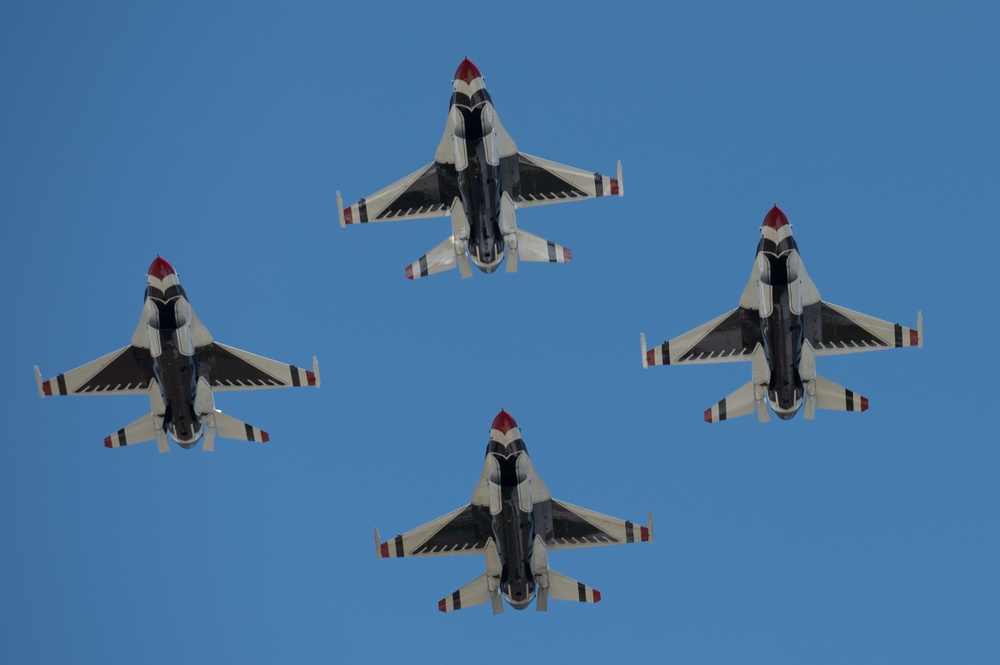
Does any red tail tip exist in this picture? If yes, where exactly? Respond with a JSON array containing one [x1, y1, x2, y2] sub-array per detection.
[[405, 265, 414, 280], [261, 432, 270, 443], [860, 396, 869, 412], [703, 408, 713, 423], [104, 436, 113, 448], [491, 409, 518, 434], [438, 599, 447, 612], [592, 590, 602, 603]]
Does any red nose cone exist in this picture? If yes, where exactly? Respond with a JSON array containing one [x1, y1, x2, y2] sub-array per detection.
[[762, 206, 789, 230], [454, 58, 482, 85], [148, 256, 176, 280], [491, 409, 518, 434]]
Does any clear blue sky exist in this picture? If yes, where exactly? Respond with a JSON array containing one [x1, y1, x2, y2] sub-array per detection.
[[2, 1, 997, 663]]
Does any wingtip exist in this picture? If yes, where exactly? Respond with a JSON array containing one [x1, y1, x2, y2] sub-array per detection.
[[616, 160, 623, 197], [640, 333, 647, 368], [374, 528, 382, 560], [312, 356, 321, 388], [34, 366, 45, 398], [648, 510, 654, 543], [336, 191, 345, 228], [917, 311, 923, 348]]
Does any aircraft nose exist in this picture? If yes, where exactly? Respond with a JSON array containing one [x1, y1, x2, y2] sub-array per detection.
[[762, 205, 790, 231], [454, 57, 482, 85], [491, 409, 518, 434], [148, 256, 177, 280]]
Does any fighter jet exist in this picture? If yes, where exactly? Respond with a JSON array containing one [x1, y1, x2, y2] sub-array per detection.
[[337, 57, 623, 279], [35, 257, 320, 451], [375, 409, 652, 613], [640, 206, 923, 422]]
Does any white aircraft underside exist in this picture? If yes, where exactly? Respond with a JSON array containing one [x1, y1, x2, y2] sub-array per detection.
[[36, 257, 319, 452], [641, 206, 922, 422], [338, 58, 622, 279], [375, 409, 651, 613]]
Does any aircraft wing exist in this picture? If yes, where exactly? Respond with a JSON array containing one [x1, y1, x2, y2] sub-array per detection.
[[377, 504, 492, 558], [338, 163, 459, 226], [807, 302, 922, 357], [543, 500, 651, 551], [510, 153, 621, 209], [200, 343, 318, 392], [36, 346, 155, 396], [644, 308, 762, 366]]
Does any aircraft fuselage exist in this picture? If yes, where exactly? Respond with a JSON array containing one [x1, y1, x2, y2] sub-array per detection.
[[450, 74, 507, 273], [756, 219, 807, 419], [485, 438, 536, 610], [143, 279, 205, 447]]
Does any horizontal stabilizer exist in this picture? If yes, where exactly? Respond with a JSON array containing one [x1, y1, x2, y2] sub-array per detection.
[[209, 410, 269, 445], [104, 413, 168, 452], [814, 376, 868, 413], [405, 236, 459, 280], [704, 381, 756, 423], [438, 574, 494, 613], [515, 229, 571, 264], [546, 568, 601, 604]]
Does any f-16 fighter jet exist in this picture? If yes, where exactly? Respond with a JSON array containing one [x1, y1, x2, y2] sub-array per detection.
[[375, 409, 652, 613], [337, 57, 623, 279], [35, 257, 320, 452], [640, 206, 922, 423]]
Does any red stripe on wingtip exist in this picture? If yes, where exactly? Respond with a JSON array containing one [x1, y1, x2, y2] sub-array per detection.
[[704, 408, 713, 423], [646, 350, 656, 366], [860, 396, 869, 412], [306, 371, 316, 386], [42, 380, 52, 396], [610, 178, 619, 195], [592, 590, 601, 603], [640, 526, 649, 542], [380, 542, 390, 558], [104, 436, 113, 448], [343, 207, 353, 225], [261, 431, 270, 443], [910, 329, 918, 346], [438, 599, 447, 612], [405, 265, 414, 280], [563, 248, 572, 262]]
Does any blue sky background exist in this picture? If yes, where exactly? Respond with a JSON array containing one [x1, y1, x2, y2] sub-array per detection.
[[2, 1, 997, 663]]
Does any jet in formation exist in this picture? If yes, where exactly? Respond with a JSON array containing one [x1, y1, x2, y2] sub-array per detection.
[[375, 409, 652, 613], [337, 57, 623, 279], [641, 206, 922, 422], [35, 257, 320, 451]]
